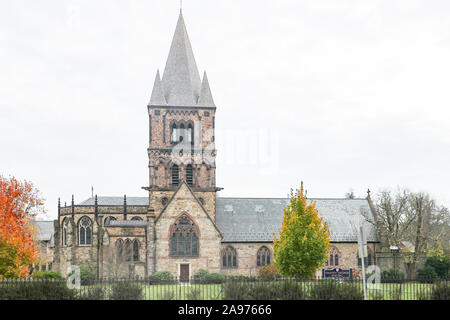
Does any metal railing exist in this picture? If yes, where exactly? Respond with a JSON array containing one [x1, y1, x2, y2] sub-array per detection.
[[0, 277, 448, 300]]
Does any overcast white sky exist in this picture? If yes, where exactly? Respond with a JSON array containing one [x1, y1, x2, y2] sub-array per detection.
[[1, 0, 450, 220]]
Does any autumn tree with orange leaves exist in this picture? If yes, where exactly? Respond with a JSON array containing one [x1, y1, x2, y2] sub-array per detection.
[[273, 182, 330, 278], [0, 176, 45, 278]]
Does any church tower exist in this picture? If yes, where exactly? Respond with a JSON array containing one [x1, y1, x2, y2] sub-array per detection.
[[145, 13, 220, 220]]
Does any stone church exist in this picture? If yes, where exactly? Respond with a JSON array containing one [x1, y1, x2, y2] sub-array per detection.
[[52, 13, 380, 280]]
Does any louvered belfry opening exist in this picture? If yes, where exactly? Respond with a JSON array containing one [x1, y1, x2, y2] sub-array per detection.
[[186, 164, 193, 186], [171, 164, 179, 186]]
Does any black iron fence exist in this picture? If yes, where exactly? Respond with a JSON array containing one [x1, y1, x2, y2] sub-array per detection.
[[0, 277, 448, 300]]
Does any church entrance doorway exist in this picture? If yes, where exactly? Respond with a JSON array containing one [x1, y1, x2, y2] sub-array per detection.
[[180, 264, 190, 282]]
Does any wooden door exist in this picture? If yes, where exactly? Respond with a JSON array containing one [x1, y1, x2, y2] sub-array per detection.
[[180, 264, 190, 282]]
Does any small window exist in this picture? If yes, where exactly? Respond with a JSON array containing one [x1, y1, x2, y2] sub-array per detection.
[[171, 123, 177, 143], [116, 239, 124, 263], [133, 240, 140, 261], [125, 239, 132, 262], [171, 164, 179, 186], [79, 217, 92, 245], [154, 110, 160, 115], [179, 123, 185, 142], [187, 123, 194, 144], [186, 164, 193, 186], [257, 246, 271, 267], [162, 197, 168, 206], [222, 246, 238, 268], [62, 218, 69, 246], [104, 216, 116, 226], [131, 216, 143, 221], [204, 111, 210, 117], [328, 246, 340, 266]]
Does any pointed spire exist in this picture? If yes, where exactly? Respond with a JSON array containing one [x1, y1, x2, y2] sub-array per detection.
[[198, 71, 215, 106], [148, 70, 167, 106], [160, 13, 202, 106]]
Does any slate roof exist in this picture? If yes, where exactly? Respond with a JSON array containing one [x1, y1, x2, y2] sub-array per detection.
[[77, 196, 379, 243], [31, 220, 54, 247], [148, 13, 215, 107], [216, 198, 379, 243], [78, 197, 149, 206]]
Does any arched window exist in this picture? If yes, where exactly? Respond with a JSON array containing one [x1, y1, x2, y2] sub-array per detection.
[[116, 239, 124, 263], [133, 240, 140, 261], [62, 218, 68, 246], [125, 239, 132, 262], [179, 123, 185, 142], [170, 215, 199, 257], [186, 164, 193, 186], [78, 217, 92, 245], [171, 123, 178, 143], [187, 123, 193, 145], [131, 216, 143, 221], [104, 216, 116, 226], [222, 246, 237, 268], [171, 164, 179, 186], [329, 247, 340, 266], [257, 246, 271, 267]]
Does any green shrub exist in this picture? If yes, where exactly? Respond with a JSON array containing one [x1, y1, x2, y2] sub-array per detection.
[[417, 266, 438, 283], [223, 280, 305, 300], [309, 280, 363, 300], [425, 256, 450, 279], [110, 281, 144, 300], [148, 271, 175, 284], [431, 282, 450, 300], [250, 282, 280, 300], [223, 281, 253, 300], [32, 271, 62, 280], [381, 269, 405, 283], [309, 280, 336, 300], [192, 269, 226, 284], [68, 266, 96, 285], [77, 286, 105, 300], [277, 281, 306, 300], [0, 280, 75, 300], [258, 264, 279, 280]]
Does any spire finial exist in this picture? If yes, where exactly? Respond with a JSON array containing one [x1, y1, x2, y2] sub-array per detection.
[[180, 0, 182, 14]]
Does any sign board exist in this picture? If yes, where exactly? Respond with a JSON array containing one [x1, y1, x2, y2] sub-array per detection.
[[322, 268, 353, 280]]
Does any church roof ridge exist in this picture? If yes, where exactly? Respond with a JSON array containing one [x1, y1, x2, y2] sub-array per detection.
[[217, 196, 368, 201]]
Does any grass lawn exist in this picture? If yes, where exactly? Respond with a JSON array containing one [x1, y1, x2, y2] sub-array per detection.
[[78, 281, 437, 300], [142, 283, 223, 300], [79, 283, 223, 300]]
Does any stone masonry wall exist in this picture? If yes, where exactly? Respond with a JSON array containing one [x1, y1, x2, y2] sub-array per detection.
[[154, 183, 222, 278]]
